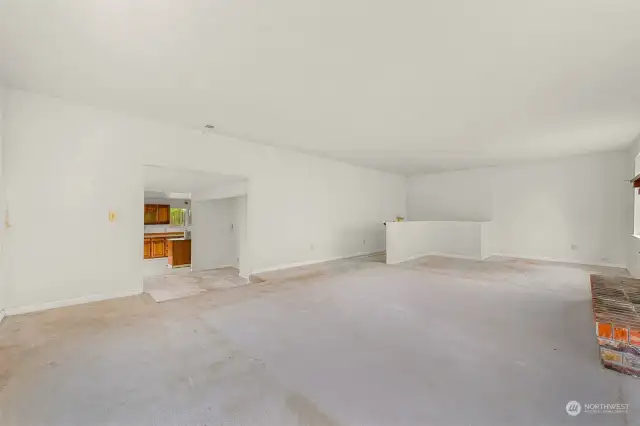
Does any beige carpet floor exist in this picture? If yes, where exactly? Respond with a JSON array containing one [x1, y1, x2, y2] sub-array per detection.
[[143, 267, 246, 302]]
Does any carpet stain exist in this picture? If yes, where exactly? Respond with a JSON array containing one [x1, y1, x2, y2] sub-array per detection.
[[286, 391, 341, 426]]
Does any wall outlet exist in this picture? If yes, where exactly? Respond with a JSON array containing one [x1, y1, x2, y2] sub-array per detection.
[[310, 244, 314, 251], [570, 244, 578, 251], [362, 239, 366, 245]]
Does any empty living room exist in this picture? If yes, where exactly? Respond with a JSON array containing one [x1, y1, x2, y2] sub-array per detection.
[[2, 1, 640, 425]]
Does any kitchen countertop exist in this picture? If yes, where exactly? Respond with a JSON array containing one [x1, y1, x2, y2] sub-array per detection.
[[144, 232, 184, 239], [167, 238, 190, 241]]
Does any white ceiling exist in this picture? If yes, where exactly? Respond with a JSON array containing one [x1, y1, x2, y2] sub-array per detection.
[[1, 1, 640, 175], [143, 166, 244, 195]]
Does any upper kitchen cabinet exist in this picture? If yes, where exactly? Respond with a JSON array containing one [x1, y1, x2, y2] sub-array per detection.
[[157, 205, 170, 224], [144, 204, 171, 225], [144, 205, 157, 224]]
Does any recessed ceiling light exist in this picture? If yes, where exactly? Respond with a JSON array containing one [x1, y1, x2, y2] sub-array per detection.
[[204, 124, 215, 129]]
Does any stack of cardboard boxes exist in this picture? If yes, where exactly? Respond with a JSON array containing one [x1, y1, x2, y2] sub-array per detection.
[[590, 275, 640, 377]]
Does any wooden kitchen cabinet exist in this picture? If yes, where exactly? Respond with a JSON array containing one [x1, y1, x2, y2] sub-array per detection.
[[144, 205, 157, 224], [157, 205, 170, 224], [143, 239, 151, 259], [151, 238, 166, 258], [144, 232, 184, 259], [143, 232, 184, 260], [168, 239, 191, 267], [144, 204, 170, 225]]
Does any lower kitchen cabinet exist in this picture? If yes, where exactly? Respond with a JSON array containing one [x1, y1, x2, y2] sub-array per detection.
[[143, 239, 151, 259], [151, 238, 166, 258], [143, 233, 185, 259], [168, 239, 191, 267]]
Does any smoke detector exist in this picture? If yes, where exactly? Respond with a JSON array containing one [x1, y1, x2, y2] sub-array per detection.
[[204, 124, 215, 129]]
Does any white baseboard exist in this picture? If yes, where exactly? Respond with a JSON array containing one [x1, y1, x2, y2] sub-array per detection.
[[0, 309, 5, 324], [252, 250, 382, 275], [5, 289, 142, 316], [487, 253, 625, 269], [386, 252, 431, 265], [387, 251, 483, 265], [386, 251, 622, 269], [191, 264, 237, 273], [356, 251, 385, 259], [214, 264, 237, 269], [427, 252, 484, 261]]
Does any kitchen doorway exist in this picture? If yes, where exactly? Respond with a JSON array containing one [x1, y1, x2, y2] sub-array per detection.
[[141, 165, 249, 302]]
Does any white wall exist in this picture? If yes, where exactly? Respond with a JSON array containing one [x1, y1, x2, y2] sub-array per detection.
[[408, 151, 628, 267], [235, 196, 249, 277], [407, 168, 493, 222], [193, 181, 247, 201], [1, 89, 405, 312], [191, 197, 238, 271], [385, 221, 484, 264], [0, 86, 6, 319]]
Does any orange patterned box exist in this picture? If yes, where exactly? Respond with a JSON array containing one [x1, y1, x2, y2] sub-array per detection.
[[614, 326, 629, 343], [630, 330, 640, 347], [597, 323, 613, 339]]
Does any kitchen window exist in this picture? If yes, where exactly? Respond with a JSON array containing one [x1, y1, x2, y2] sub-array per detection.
[[170, 208, 187, 226]]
